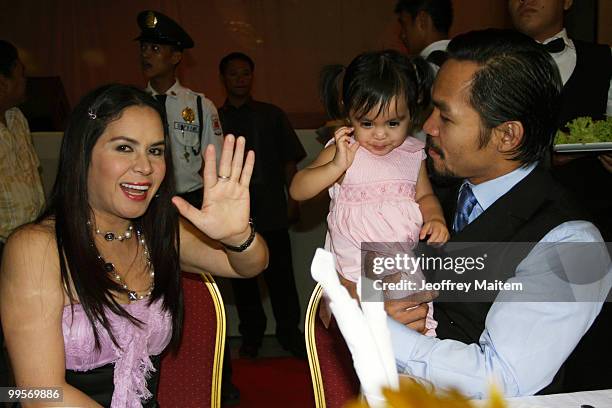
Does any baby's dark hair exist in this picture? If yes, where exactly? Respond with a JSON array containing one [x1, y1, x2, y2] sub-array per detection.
[[320, 50, 433, 129]]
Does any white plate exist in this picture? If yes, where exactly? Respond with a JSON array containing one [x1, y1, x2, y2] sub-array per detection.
[[554, 142, 612, 153]]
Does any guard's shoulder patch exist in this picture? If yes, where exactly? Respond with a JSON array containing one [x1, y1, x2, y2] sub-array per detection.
[[212, 115, 223, 136], [187, 89, 205, 98]]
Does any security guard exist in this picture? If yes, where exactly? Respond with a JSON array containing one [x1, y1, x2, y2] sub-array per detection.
[[135, 11, 239, 406], [136, 10, 223, 207]]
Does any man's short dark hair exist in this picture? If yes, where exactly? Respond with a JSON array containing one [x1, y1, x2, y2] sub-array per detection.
[[0, 40, 19, 77], [394, 0, 453, 35], [219, 52, 255, 75], [447, 29, 562, 165]]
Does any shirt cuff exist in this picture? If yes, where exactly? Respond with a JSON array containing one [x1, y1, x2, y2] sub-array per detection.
[[387, 316, 427, 373]]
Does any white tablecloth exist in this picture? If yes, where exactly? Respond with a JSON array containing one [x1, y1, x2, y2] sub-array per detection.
[[475, 389, 612, 408]]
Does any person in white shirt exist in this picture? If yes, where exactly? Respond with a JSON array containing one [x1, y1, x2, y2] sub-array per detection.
[[394, 0, 453, 69], [134, 10, 237, 404], [136, 10, 223, 208], [508, 0, 611, 118], [508, 0, 611, 177], [394, 1, 459, 200]]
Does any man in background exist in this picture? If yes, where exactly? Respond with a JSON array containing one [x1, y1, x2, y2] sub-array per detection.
[[136, 10, 223, 207], [218, 52, 307, 359], [135, 12, 240, 404], [0, 39, 45, 389], [395, 0, 458, 198], [508, 0, 611, 236], [508, 0, 612, 391], [395, 0, 453, 69]]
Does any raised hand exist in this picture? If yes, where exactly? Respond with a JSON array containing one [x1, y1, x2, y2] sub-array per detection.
[[331, 126, 360, 172], [172, 134, 254, 243]]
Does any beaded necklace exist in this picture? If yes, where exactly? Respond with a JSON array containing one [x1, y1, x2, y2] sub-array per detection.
[[87, 221, 134, 242], [94, 227, 155, 302]]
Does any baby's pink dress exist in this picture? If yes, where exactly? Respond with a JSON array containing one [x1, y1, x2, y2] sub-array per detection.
[[324, 136, 437, 336]]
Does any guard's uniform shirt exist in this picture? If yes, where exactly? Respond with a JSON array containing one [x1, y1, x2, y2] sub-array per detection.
[[147, 80, 223, 194]]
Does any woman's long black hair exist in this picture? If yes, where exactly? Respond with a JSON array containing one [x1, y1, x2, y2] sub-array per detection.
[[38, 84, 183, 349]]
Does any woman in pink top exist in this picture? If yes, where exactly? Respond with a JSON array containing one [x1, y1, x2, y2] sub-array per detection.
[[291, 50, 449, 335], [0, 84, 268, 407]]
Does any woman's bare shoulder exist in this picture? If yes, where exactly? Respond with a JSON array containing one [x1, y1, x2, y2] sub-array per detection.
[[0, 220, 66, 364], [2, 219, 60, 284], [6, 220, 56, 254]]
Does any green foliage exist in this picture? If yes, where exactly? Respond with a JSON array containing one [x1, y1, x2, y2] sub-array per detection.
[[555, 116, 612, 145]]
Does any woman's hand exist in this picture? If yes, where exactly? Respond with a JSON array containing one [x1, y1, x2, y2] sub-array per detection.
[[331, 126, 359, 172], [172, 134, 254, 245]]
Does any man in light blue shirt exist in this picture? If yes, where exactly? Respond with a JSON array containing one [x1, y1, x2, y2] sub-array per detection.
[[388, 29, 612, 398]]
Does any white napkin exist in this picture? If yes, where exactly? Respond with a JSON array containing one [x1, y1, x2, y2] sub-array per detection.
[[357, 278, 400, 390], [310, 248, 399, 407]]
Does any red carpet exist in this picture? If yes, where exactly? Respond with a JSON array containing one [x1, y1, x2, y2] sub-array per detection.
[[232, 357, 314, 407]]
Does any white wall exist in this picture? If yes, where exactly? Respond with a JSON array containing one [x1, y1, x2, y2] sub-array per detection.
[[31, 132, 63, 198]]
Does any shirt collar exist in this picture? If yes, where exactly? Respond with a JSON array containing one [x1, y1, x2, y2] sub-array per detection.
[[463, 162, 537, 211], [420, 39, 451, 58], [541, 28, 574, 50], [222, 96, 254, 110], [146, 79, 183, 97]]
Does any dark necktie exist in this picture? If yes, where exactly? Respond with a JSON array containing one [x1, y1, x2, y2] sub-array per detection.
[[543, 37, 565, 54], [453, 184, 479, 233], [154, 94, 167, 116], [154, 94, 169, 134]]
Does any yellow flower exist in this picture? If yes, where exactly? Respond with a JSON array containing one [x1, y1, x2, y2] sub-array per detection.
[[345, 376, 506, 408]]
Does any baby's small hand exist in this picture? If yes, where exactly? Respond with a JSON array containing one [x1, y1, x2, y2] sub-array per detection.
[[331, 126, 359, 172], [419, 219, 449, 247]]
